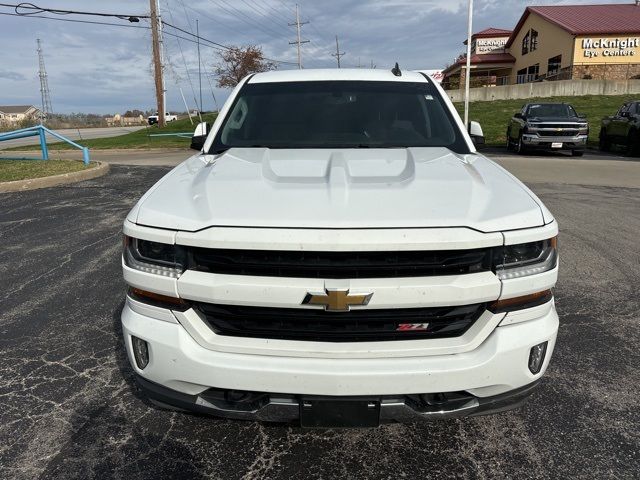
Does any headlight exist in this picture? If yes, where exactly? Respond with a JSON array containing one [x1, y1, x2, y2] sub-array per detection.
[[493, 237, 557, 280], [123, 235, 186, 278]]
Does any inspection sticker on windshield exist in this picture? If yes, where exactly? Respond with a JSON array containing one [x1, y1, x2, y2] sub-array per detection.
[[551, 142, 563, 149]]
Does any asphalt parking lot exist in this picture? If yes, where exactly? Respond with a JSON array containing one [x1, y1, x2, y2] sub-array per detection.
[[1, 161, 639, 479]]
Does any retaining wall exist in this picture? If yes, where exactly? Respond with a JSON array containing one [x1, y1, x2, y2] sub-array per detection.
[[446, 79, 640, 103]]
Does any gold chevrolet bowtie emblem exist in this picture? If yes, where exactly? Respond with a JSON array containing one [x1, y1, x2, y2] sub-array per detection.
[[303, 289, 372, 312]]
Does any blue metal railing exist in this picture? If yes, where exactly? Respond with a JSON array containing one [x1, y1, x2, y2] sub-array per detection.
[[0, 125, 91, 165]]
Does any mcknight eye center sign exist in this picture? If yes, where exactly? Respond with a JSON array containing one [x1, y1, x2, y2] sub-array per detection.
[[581, 37, 639, 58]]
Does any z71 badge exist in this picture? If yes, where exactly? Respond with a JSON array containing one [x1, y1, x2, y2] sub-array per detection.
[[397, 323, 430, 331]]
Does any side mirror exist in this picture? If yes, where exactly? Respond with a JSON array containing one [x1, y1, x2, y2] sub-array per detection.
[[468, 121, 485, 147], [578, 113, 587, 119], [190, 122, 209, 151], [621, 111, 630, 118], [514, 112, 524, 119]]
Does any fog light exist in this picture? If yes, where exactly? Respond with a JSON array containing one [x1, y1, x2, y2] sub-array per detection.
[[528, 342, 548, 374], [131, 336, 149, 370]]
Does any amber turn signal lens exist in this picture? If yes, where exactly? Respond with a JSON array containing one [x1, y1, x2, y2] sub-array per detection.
[[128, 287, 189, 310], [488, 290, 552, 314]]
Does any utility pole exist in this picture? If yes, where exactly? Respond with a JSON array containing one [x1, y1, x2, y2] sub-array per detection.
[[149, 0, 165, 127], [331, 35, 345, 68], [197, 19, 203, 114], [463, 0, 473, 128], [36, 39, 53, 123], [288, 4, 309, 69]]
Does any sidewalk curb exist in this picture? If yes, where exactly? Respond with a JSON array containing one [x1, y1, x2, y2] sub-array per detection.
[[0, 161, 110, 193]]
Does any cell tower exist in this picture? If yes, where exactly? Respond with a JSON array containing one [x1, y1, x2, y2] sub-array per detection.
[[36, 39, 53, 121]]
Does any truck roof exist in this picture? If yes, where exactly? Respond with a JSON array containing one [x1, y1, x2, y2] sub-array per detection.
[[248, 68, 429, 84]]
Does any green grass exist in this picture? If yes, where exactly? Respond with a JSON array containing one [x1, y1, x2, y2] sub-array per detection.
[[454, 95, 637, 146], [0, 160, 95, 182], [5, 97, 634, 151], [8, 113, 218, 151]]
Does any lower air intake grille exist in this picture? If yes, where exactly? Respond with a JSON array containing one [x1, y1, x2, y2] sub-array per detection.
[[193, 303, 485, 342]]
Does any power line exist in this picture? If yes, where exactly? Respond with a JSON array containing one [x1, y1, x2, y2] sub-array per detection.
[[253, 0, 293, 21], [205, 0, 290, 42], [173, 0, 308, 66], [248, 0, 288, 23], [163, 1, 201, 115], [276, 0, 295, 15], [239, 0, 289, 31], [0, 10, 149, 28], [172, 0, 218, 110], [162, 20, 297, 65], [176, 0, 253, 40], [162, 20, 232, 51], [2, 2, 148, 21], [1, 7, 298, 66]]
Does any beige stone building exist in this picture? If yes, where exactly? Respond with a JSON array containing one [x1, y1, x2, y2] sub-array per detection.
[[443, 3, 640, 90]]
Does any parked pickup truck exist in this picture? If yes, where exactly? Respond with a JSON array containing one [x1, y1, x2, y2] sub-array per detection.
[[599, 101, 640, 156], [147, 112, 178, 125], [507, 102, 588, 156], [122, 68, 559, 428]]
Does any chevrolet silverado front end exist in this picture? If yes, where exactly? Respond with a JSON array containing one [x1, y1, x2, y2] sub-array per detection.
[[121, 69, 559, 427]]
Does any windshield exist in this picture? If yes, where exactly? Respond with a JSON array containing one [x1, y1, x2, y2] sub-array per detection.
[[211, 80, 469, 153], [526, 104, 577, 118]]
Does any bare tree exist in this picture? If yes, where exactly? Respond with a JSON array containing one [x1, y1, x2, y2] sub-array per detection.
[[214, 45, 276, 88]]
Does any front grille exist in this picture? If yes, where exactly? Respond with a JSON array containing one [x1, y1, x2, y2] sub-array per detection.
[[538, 129, 578, 137], [538, 123, 580, 129], [189, 248, 493, 279], [194, 302, 485, 342]]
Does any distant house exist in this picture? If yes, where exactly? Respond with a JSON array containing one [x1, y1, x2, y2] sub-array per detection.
[[0, 105, 43, 124], [105, 113, 146, 127]]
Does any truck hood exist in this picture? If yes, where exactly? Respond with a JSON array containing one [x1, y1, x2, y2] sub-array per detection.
[[528, 116, 584, 123], [133, 148, 546, 232]]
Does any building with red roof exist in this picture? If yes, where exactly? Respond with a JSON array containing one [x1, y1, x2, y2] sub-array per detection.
[[442, 3, 640, 91], [442, 28, 514, 89]]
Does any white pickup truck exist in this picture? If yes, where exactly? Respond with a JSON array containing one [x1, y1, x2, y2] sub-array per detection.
[[147, 112, 177, 125], [122, 68, 559, 428]]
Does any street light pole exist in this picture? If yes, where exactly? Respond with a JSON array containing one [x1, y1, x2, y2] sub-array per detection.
[[197, 19, 203, 114], [464, 0, 473, 129]]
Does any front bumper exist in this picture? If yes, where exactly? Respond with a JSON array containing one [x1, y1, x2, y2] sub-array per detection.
[[136, 374, 542, 424], [122, 298, 558, 422], [522, 133, 588, 150]]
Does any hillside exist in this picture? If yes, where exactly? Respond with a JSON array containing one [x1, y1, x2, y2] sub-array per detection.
[[454, 95, 636, 146]]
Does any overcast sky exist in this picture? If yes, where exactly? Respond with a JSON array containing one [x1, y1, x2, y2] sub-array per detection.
[[0, 0, 628, 114]]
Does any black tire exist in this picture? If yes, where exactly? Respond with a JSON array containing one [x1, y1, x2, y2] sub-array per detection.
[[516, 133, 527, 155], [599, 129, 610, 152], [626, 130, 640, 157], [571, 150, 584, 157], [506, 130, 513, 151]]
